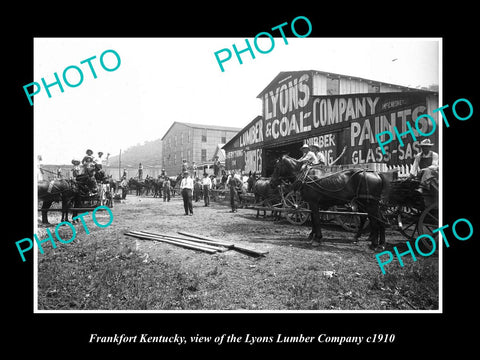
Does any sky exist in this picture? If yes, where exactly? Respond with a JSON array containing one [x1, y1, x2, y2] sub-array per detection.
[[33, 37, 440, 165]]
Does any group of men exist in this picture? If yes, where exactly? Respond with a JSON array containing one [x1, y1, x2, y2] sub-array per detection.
[[296, 138, 438, 188], [298, 142, 326, 166], [179, 171, 215, 215], [70, 149, 110, 196], [71, 149, 109, 178]]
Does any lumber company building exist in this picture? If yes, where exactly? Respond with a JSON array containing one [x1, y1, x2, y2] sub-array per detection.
[[223, 70, 439, 177]]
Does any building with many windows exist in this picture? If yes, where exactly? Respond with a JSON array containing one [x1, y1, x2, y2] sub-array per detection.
[[161, 121, 241, 176]]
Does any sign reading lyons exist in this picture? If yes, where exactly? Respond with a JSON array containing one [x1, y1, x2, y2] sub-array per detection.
[[263, 73, 312, 142]]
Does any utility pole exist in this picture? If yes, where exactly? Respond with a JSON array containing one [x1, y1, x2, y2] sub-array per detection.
[[119, 149, 122, 180]]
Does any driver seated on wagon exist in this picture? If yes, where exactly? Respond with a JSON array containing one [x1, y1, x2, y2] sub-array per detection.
[[75, 149, 99, 196], [298, 144, 318, 166], [409, 138, 439, 192]]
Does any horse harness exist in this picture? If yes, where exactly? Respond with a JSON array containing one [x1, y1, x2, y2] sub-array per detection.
[[295, 166, 382, 207]]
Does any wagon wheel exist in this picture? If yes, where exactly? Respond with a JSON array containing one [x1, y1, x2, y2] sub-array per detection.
[[333, 204, 368, 232], [262, 197, 282, 219], [283, 191, 310, 225], [417, 203, 439, 253], [397, 205, 423, 240]]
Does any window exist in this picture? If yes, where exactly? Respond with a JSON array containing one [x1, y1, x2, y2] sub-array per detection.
[[201, 149, 207, 162], [221, 131, 227, 144], [202, 128, 207, 142]]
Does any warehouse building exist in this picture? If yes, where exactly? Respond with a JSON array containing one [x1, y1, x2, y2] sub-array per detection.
[[161, 121, 241, 176], [223, 70, 438, 177]]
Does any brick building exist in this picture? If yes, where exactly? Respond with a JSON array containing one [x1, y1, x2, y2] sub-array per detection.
[[161, 121, 241, 176]]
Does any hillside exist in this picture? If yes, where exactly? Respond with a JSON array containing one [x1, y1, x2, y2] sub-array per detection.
[[108, 139, 163, 168]]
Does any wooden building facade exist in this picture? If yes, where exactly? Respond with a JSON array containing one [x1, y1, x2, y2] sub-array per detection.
[[224, 70, 439, 177]]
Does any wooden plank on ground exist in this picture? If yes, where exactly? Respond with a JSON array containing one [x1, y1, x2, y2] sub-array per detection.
[[125, 231, 218, 254], [178, 231, 268, 257], [137, 231, 229, 252], [139, 230, 233, 250]]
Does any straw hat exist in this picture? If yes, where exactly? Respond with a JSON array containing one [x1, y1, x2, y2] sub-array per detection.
[[419, 139, 434, 147]]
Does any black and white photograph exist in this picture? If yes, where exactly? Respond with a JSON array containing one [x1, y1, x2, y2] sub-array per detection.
[[8, 7, 479, 355], [32, 36, 441, 313]]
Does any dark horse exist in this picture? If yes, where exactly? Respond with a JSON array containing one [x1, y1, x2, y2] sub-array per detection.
[[270, 155, 388, 250], [168, 174, 183, 197], [38, 179, 79, 224], [128, 178, 146, 196], [250, 175, 282, 220], [38, 164, 106, 224]]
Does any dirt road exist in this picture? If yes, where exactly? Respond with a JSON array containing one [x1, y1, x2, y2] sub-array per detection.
[[37, 193, 439, 311]]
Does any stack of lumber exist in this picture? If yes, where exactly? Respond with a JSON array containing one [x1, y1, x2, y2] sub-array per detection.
[[124, 230, 267, 257]]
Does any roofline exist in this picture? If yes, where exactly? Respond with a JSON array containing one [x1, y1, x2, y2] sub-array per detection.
[[222, 115, 262, 149], [256, 70, 428, 98], [161, 121, 242, 140]]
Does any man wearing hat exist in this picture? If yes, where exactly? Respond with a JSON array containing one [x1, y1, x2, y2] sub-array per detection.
[[201, 172, 212, 206], [298, 143, 318, 165], [82, 149, 95, 176], [181, 159, 188, 174], [310, 143, 326, 165], [180, 171, 194, 215], [228, 171, 244, 212], [410, 139, 439, 189], [71, 159, 82, 177]]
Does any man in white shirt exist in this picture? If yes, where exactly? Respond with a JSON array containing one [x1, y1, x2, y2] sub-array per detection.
[[310, 143, 326, 165], [180, 171, 194, 215], [201, 172, 212, 206], [410, 138, 439, 190], [298, 144, 318, 165]]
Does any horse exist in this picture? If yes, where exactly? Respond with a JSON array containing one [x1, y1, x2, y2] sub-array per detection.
[[128, 178, 146, 196], [270, 155, 389, 250], [251, 176, 282, 220], [152, 177, 163, 198], [38, 179, 79, 224], [168, 174, 183, 197]]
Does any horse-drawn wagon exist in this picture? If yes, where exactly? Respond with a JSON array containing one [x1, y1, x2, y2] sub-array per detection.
[[246, 156, 439, 251], [37, 163, 117, 224]]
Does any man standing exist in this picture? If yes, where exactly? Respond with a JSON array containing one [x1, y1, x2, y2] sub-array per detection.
[[138, 163, 143, 181], [192, 161, 198, 178], [201, 172, 212, 207], [180, 171, 194, 215], [181, 159, 188, 173], [193, 177, 202, 202], [120, 177, 128, 199], [228, 171, 243, 213], [162, 176, 171, 202], [213, 156, 221, 177]]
